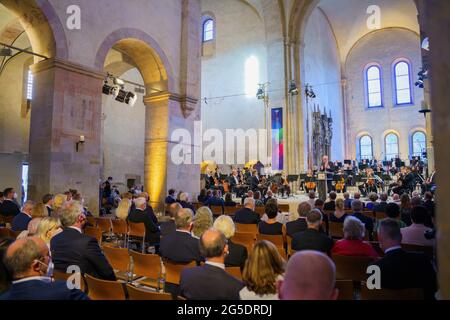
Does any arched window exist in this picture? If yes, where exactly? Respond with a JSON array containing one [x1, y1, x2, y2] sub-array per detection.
[[26, 69, 33, 101], [203, 19, 214, 42], [366, 65, 382, 108], [385, 133, 399, 160], [412, 131, 426, 157], [359, 135, 373, 160], [394, 61, 412, 105]]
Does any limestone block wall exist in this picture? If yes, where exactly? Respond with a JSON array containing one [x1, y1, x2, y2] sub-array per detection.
[[345, 28, 425, 161]]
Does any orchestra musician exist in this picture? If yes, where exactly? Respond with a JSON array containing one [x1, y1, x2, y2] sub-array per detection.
[[422, 169, 436, 194], [304, 169, 317, 193], [229, 170, 244, 197], [279, 172, 291, 198], [205, 171, 215, 190]]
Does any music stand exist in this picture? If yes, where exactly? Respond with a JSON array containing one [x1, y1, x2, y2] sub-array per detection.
[[287, 175, 299, 183], [299, 174, 307, 181]]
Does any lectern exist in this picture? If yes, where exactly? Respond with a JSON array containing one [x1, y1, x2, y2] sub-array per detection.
[[317, 172, 328, 201]]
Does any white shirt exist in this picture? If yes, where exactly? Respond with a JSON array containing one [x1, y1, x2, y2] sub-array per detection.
[[205, 261, 225, 270], [12, 276, 52, 285]]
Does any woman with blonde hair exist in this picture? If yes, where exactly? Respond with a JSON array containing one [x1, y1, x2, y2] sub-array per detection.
[[116, 198, 132, 220], [36, 217, 62, 246], [52, 194, 67, 216], [31, 202, 48, 218], [330, 198, 348, 223], [192, 206, 213, 238], [240, 240, 285, 300]]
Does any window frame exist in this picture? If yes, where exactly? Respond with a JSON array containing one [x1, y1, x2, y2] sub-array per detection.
[[365, 64, 384, 109], [384, 132, 400, 161], [202, 18, 214, 43], [393, 60, 413, 106], [411, 131, 426, 158], [358, 135, 374, 160]]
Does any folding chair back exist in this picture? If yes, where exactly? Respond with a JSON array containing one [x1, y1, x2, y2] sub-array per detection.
[[210, 206, 223, 216], [235, 223, 258, 235], [84, 274, 126, 300], [329, 222, 344, 238], [163, 260, 196, 285], [332, 254, 376, 282], [126, 284, 172, 300], [102, 246, 130, 273], [85, 226, 103, 244], [232, 232, 255, 253], [97, 218, 112, 233], [256, 234, 284, 249], [112, 219, 128, 235], [53, 270, 86, 292], [130, 251, 161, 280]]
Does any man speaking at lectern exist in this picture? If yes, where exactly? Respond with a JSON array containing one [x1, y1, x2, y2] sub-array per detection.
[[320, 155, 334, 193]]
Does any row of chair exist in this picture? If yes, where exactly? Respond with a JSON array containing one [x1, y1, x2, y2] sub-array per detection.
[[192, 202, 291, 216]]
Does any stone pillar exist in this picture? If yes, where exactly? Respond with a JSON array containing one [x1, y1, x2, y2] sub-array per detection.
[[28, 58, 103, 215], [144, 93, 200, 213]]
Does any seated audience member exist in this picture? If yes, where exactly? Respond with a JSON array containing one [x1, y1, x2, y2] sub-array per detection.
[[330, 198, 348, 223], [343, 192, 352, 209], [258, 202, 285, 236], [423, 192, 435, 224], [307, 191, 316, 208], [291, 210, 334, 254], [224, 193, 237, 207], [353, 192, 366, 208], [254, 191, 264, 206], [278, 251, 338, 300], [205, 190, 225, 207], [36, 217, 62, 247], [213, 215, 247, 269], [138, 192, 158, 225], [264, 190, 274, 205], [371, 219, 437, 299], [351, 200, 374, 238], [411, 196, 423, 208], [0, 238, 14, 294], [115, 198, 131, 221], [385, 203, 407, 228], [42, 194, 54, 216], [165, 189, 177, 205], [241, 190, 254, 205], [179, 193, 195, 212], [374, 193, 388, 212], [0, 188, 20, 217], [12, 201, 35, 232], [32, 203, 48, 219], [286, 202, 311, 237], [0, 237, 88, 300], [401, 206, 434, 246], [392, 193, 401, 204], [50, 201, 116, 281], [160, 208, 202, 264], [179, 228, 243, 300], [51, 194, 67, 217], [400, 194, 413, 226], [240, 240, 285, 300], [323, 192, 337, 211], [366, 193, 379, 211], [17, 218, 42, 240], [197, 189, 208, 204], [160, 203, 181, 236], [332, 216, 379, 258], [192, 207, 213, 239], [314, 199, 328, 234], [128, 197, 160, 249], [234, 198, 260, 225]]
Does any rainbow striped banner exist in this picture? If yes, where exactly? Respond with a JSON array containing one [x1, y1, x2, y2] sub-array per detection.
[[271, 108, 284, 170]]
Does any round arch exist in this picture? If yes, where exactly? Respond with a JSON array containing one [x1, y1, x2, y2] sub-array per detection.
[[94, 28, 174, 94]]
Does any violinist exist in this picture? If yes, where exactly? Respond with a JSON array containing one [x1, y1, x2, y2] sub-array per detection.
[[280, 172, 291, 198], [304, 169, 317, 193]]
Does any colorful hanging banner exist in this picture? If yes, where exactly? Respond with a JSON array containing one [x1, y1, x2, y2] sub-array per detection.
[[271, 108, 284, 170]]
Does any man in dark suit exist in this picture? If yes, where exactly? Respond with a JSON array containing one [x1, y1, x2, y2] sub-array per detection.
[[42, 194, 54, 217], [371, 219, 437, 299], [11, 201, 35, 232], [51, 201, 116, 281], [250, 171, 260, 192], [159, 208, 202, 264], [0, 188, 20, 217], [323, 192, 337, 211], [137, 192, 159, 225], [351, 200, 374, 239], [178, 193, 196, 212], [291, 209, 334, 254], [233, 198, 260, 224], [165, 189, 177, 205], [0, 237, 88, 300], [205, 190, 225, 207], [320, 155, 335, 193], [128, 197, 160, 249], [179, 228, 243, 300], [373, 193, 388, 212]]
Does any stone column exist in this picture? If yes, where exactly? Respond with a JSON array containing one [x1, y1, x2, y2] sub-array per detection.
[[144, 93, 200, 213], [28, 58, 103, 215]]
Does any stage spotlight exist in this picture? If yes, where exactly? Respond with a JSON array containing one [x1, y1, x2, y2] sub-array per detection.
[[115, 89, 128, 103], [125, 92, 137, 106], [113, 77, 125, 87], [102, 83, 119, 98], [256, 86, 265, 100], [289, 80, 299, 95]]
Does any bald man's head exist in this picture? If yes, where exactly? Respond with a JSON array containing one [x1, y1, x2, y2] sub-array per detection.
[[168, 202, 182, 217], [199, 228, 228, 260], [278, 251, 338, 300], [5, 237, 49, 280]]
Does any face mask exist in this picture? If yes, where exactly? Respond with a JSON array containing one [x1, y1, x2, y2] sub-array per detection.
[[36, 258, 54, 278], [13, 193, 18, 199]]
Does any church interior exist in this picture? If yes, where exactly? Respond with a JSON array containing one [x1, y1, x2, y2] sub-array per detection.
[[1, 0, 450, 302]]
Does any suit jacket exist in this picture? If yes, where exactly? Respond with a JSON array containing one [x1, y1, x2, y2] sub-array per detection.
[[160, 231, 202, 264], [50, 228, 116, 281], [371, 248, 437, 299], [286, 218, 308, 237], [11, 212, 32, 232], [145, 205, 159, 225], [128, 208, 160, 244], [233, 207, 261, 224], [324, 201, 336, 211], [0, 200, 20, 217], [160, 219, 176, 237], [205, 197, 225, 207], [373, 201, 388, 212], [179, 201, 195, 212], [229, 175, 239, 188], [291, 228, 334, 254], [250, 176, 260, 190], [225, 240, 248, 269], [0, 278, 89, 300], [165, 196, 176, 205], [179, 264, 243, 300]]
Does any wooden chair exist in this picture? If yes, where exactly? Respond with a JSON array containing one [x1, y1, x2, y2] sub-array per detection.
[[360, 283, 424, 300], [102, 246, 132, 282], [0, 228, 10, 239], [332, 254, 376, 282], [53, 270, 86, 292], [84, 274, 126, 300], [329, 222, 344, 238], [128, 222, 146, 253], [126, 284, 172, 300], [130, 251, 162, 290], [235, 223, 258, 236], [401, 243, 434, 260], [374, 211, 387, 220], [256, 234, 284, 249], [96, 218, 112, 234], [210, 205, 223, 216], [335, 280, 356, 300], [192, 202, 203, 211], [278, 204, 290, 213], [286, 236, 295, 256], [225, 267, 242, 281], [232, 232, 255, 253], [84, 227, 103, 245], [86, 216, 97, 227], [254, 206, 265, 216], [111, 219, 128, 247], [223, 206, 238, 216], [163, 260, 196, 286]]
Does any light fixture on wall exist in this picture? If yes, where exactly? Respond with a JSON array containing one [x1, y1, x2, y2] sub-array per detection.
[[289, 80, 299, 95], [419, 101, 431, 118], [305, 84, 316, 99], [102, 73, 137, 107], [76, 135, 85, 152], [415, 67, 428, 89]]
